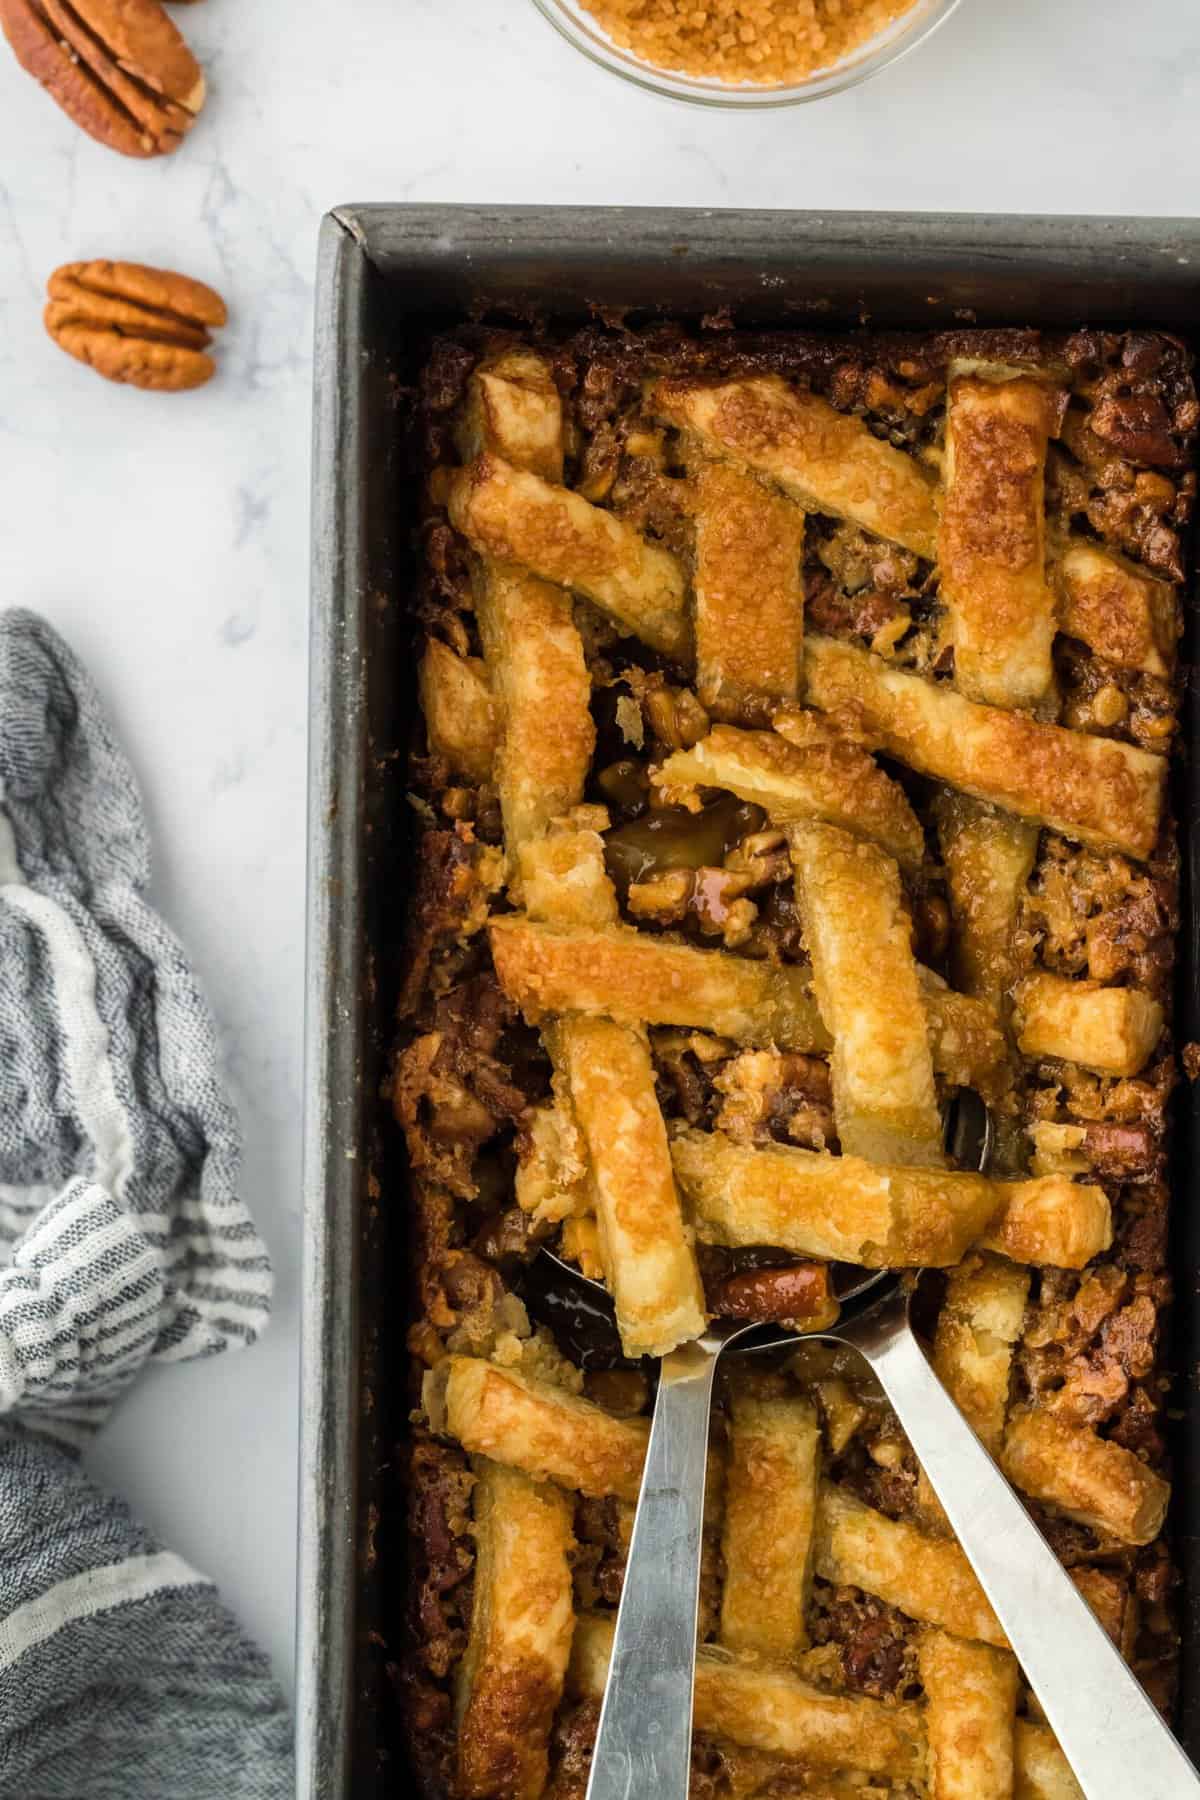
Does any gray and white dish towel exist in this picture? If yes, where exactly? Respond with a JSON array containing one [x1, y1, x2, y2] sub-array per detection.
[[0, 611, 294, 1797]]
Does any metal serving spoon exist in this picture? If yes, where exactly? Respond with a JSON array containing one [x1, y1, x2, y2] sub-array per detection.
[[527, 1092, 1200, 1800]]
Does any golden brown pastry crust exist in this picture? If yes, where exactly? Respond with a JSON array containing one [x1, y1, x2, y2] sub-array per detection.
[[918, 1628, 1020, 1800], [939, 370, 1059, 710], [458, 349, 565, 483], [456, 1461, 575, 1800], [657, 722, 925, 869], [518, 831, 620, 931], [473, 564, 594, 865], [395, 320, 1193, 1798], [1053, 540, 1178, 678], [1001, 1407, 1170, 1547], [548, 1017, 705, 1359], [671, 1127, 1106, 1271], [790, 820, 944, 1167], [569, 1612, 926, 1779], [418, 639, 498, 786], [935, 792, 1039, 1011], [815, 1482, 1007, 1649], [977, 1175, 1112, 1270], [719, 1391, 820, 1659], [805, 633, 1166, 860], [1013, 970, 1164, 1077], [430, 1358, 649, 1503], [653, 373, 939, 558], [691, 460, 806, 721], [447, 454, 690, 657], [932, 1255, 1031, 1454], [489, 915, 827, 1049], [1015, 1720, 1086, 1799]]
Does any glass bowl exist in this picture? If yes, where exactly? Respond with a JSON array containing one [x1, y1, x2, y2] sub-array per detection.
[[528, 0, 963, 107]]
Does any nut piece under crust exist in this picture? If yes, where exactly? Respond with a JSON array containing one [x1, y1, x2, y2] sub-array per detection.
[[44, 261, 228, 392], [0, 0, 206, 158]]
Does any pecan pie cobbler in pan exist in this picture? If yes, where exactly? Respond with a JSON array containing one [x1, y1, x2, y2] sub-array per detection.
[[391, 321, 1196, 1800]]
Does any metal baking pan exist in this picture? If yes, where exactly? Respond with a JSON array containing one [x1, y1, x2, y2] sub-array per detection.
[[301, 204, 1200, 1800]]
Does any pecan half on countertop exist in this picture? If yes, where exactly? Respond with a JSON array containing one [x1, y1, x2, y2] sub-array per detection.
[[0, 0, 206, 158], [44, 262, 227, 391]]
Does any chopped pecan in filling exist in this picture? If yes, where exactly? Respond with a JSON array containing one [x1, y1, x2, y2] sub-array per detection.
[[388, 321, 1193, 1795]]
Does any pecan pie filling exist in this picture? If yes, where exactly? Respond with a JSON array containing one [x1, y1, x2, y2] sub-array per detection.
[[392, 322, 1196, 1799]]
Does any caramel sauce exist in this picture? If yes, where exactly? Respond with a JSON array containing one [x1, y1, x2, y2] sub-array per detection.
[[603, 795, 765, 892]]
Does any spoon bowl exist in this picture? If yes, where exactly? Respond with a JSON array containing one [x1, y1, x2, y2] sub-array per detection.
[[524, 1085, 992, 1363]]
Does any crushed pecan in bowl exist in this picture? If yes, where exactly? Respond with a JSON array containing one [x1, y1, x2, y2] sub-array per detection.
[[44, 262, 227, 392], [0, 0, 205, 157]]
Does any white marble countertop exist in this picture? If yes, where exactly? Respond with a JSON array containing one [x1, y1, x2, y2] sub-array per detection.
[[0, 0, 1197, 1706]]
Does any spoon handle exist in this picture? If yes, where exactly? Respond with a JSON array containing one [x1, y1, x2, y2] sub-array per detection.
[[584, 1338, 722, 1800], [853, 1293, 1200, 1800]]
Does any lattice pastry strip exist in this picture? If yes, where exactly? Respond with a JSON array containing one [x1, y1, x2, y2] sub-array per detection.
[[521, 839, 707, 1358], [427, 1356, 650, 1505], [472, 562, 595, 871], [435, 1352, 1006, 1653], [1013, 969, 1164, 1078], [918, 1628, 1020, 1800], [417, 637, 498, 785], [670, 1127, 1111, 1271], [571, 1609, 1082, 1795], [691, 459, 806, 721], [570, 1610, 925, 1783], [514, 836, 628, 1285], [654, 366, 1174, 713], [1015, 1723, 1086, 1799], [805, 633, 1165, 860], [545, 1015, 706, 1359], [653, 372, 940, 559], [816, 1481, 1005, 1648], [411, 333, 1188, 1800], [718, 1388, 820, 1659], [933, 1255, 1031, 1457], [574, 357, 1171, 862], [934, 793, 1039, 1016], [934, 371, 1049, 1101], [789, 820, 945, 1169], [916, 1253, 1032, 1530], [575, 1620, 1086, 1800], [491, 912, 825, 1049], [935, 377, 1169, 1092], [490, 913, 1005, 1092], [939, 365, 1060, 713], [447, 453, 690, 657], [1052, 539, 1178, 679], [1001, 1407, 1170, 1548], [456, 348, 566, 484], [461, 355, 704, 1362], [518, 828, 619, 932], [437, 1339, 1115, 1771], [462, 349, 589, 877], [444, 352, 683, 1788], [418, 348, 568, 803], [433, 1345, 1110, 1784], [655, 365, 1168, 1087], [655, 720, 925, 871], [512, 961, 706, 1363], [527, 908, 707, 1357], [455, 1459, 576, 1800]]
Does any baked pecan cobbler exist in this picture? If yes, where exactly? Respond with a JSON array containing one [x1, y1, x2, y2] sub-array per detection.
[[392, 321, 1196, 1800]]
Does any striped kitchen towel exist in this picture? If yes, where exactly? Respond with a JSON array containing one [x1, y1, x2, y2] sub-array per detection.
[[0, 612, 293, 1796]]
